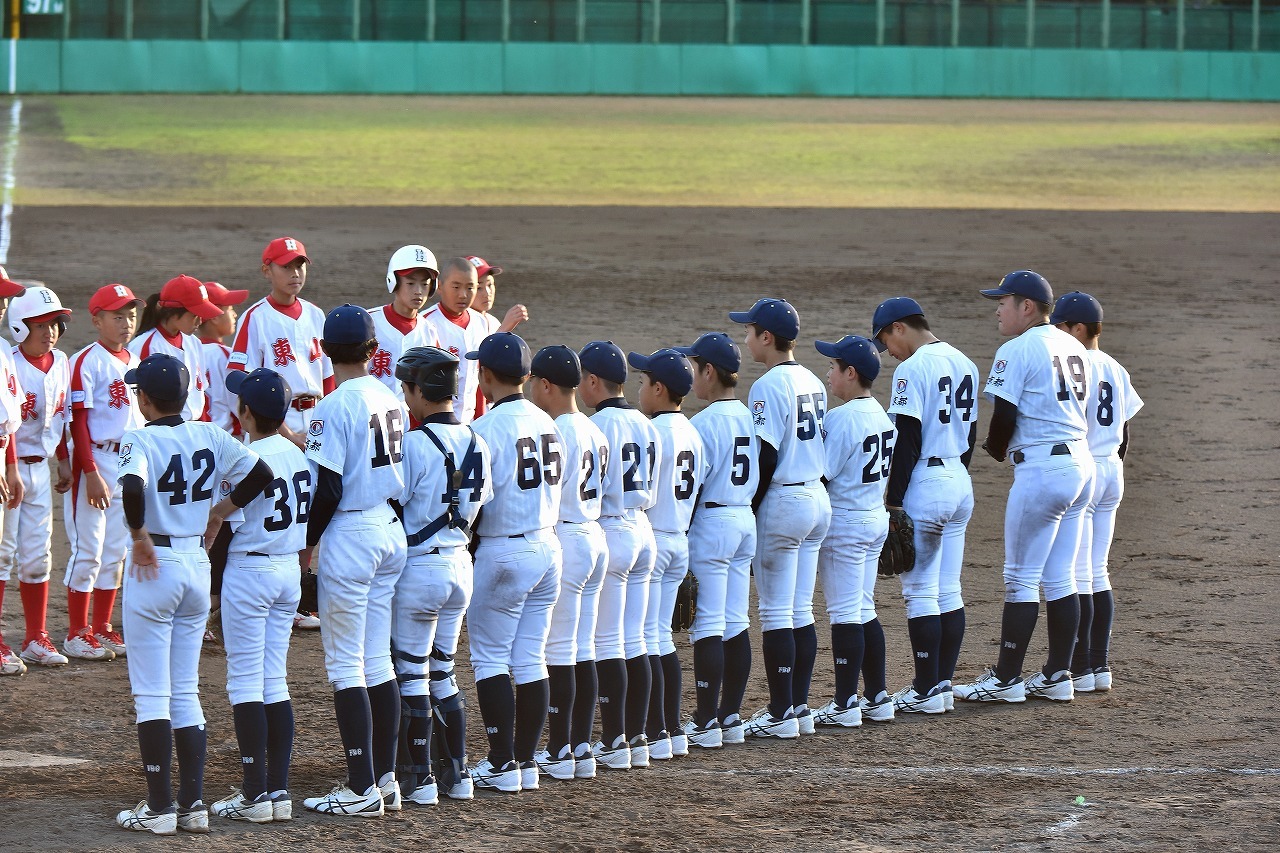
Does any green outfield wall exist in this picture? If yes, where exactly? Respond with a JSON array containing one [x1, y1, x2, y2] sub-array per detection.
[[11, 40, 1279, 99]]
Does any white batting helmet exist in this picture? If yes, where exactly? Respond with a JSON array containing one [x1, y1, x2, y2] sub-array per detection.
[[386, 245, 439, 295], [8, 285, 71, 343]]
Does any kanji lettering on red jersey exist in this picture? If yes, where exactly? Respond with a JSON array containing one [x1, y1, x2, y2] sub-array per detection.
[[108, 378, 131, 409], [370, 349, 393, 379], [20, 392, 36, 421], [272, 338, 296, 367]]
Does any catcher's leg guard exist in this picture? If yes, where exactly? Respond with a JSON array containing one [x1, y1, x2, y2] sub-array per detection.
[[428, 646, 466, 786], [394, 645, 433, 790]]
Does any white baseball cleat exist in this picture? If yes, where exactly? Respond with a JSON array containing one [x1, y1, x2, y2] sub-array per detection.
[[404, 779, 439, 805], [681, 719, 723, 749], [744, 708, 800, 740], [953, 668, 1026, 703], [378, 776, 402, 811], [303, 784, 385, 817], [0, 642, 27, 676], [573, 745, 597, 779], [177, 801, 209, 833], [628, 735, 651, 767], [1072, 670, 1096, 693], [938, 681, 955, 712], [64, 630, 113, 661], [519, 762, 539, 790], [271, 794, 293, 820], [793, 705, 815, 735], [1092, 666, 1113, 692], [534, 748, 576, 780], [891, 685, 947, 715], [670, 732, 689, 756], [591, 737, 632, 771], [94, 628, 127, 658], [860, 692, 896, 722], [293, 610, 321, 630], [812, 699, 862, 728], [647, 732, 673, 761], [116, 801, 177, 835], [469, 759, 520, 792], [211, 790, 274, 823], [443, 776, 474, 800], [20, 634, 68, 666], [720, 718, 746, 744], [1024, 669, 1074, 702]]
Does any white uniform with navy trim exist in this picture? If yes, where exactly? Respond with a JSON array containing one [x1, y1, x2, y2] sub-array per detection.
[[305, 375, 408, 691], [406, 306, 487, 423], [129, 329, 206, 423], [117, 420, 258, 727], [644, 411, 703, 659], [984, 324, 1093, 604], [229, 297, 332, 435]]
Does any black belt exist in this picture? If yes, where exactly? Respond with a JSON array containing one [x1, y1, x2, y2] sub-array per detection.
[[781, 482, 806, 487], [151, 533, 205, 548], [704, 502, 725, 509], [247, 551, 269, 557], [927, 457, 943, 467], [1011, 443, 1070, 465]]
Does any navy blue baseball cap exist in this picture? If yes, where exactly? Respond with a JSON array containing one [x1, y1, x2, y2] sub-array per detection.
[[1050, 291, 1104, 325], [125, 353, 190, 402], [579, 340, 627, 385], [674, 332, 741, 374], [815, 336, 882, 383], [466, 331, 531, 377], [728, 298, 800, 340], [226, 367, 292, 421], [323, 303, 376, 344], [871, 296, 926, 350], [980, 270, 1054, 304], [530, 345, 582, 388], [628, 348, 694, 397]]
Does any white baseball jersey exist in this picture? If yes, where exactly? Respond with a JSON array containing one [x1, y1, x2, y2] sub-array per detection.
[[10, 348, 69, 458], [117, 420, 258, 537], [646, 411, 703, 534], [200, 339, 240, 435], [400, 416, 493, 555], [749, 362, 827, 484], [477, 311, 501, 335], [591, 401, 661, 517], [227, 433, 311, 555], [406, 305, 487, 423], [229, 296, 332, 399], [471, 395, 562, 537], [1083, 349, 1143, 458], [553, 411, 609, 524], [0, 344, 23, 438], [68, 341, 143, 444], [689, 400, 758, 507], [129, 328, 206, 423], [823, 397, 896, 511], [304, 375, 408, 511], [984, 325, 1090, 451], [368, 304, 438, 400], [887, 341, 980, 460]]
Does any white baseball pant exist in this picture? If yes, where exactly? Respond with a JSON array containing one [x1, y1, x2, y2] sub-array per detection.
[[391, 546, 472, 699], [753, 483, 831, 632], [64, 446, 128, 592], [818, 507, 888, 625], [469, 529, 562, 685], [900, 458, 974, 619], [644, 529, 689, 658], [222, 552, 300, 706], [1005, 442, 1094, 604], [687, 505, 756, 643], [596, 513, 641, 661], [547, 520, 608, 667], [0, 458, 54, 584]]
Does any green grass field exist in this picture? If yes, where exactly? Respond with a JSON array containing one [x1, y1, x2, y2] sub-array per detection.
[[17, 95, 1280, 210]]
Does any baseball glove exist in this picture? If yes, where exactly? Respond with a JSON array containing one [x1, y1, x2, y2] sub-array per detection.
[[299, 569, 319, 614], [671, 572, 698, 632], [878, 509, 917, 577]]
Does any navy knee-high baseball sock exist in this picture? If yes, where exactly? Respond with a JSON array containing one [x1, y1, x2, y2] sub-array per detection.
[[692, 636, 724, 727], [475, 674, 516, 767], [1072, 593, 1094, 675], [624, 655, 651, 741], [830, 622, 864, 708], [994, 602, 1039, 683], [333, 686, 375, 793], [264, 700, 294, 796], [401, 694, 432, 791], [570, 660, 598, 752], [595, 657, 627, 747], [645, 655, 666, 739], [791, 623, 818, 710], [1044, 594, 1080, 676], [173, 724, 207, 809], [938, 607, 966, 684], [513, 678, 550, 765], [546, 665, 576, 756], [761, 628, 796, 718], [906, 614, 942, 693], [232, 702, 269, 800], [433, 692, 467, 783], [661, 652, 682, 733], [137, 719, 173, 812], [719, 630, 751, 725], [1090, 590, 1114, 670], [861, 618, 888, 700], [367, 679, 401, 785]]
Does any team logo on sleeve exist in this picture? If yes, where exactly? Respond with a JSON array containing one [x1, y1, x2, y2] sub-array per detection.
[[993, 360, 1007, 373], [219, 479, 232, 497], [309, 420, 324, 436], [895, 379, 908, 394], [70, 390, 86, 405], [272, 338, 296, 367], [752, 400, 766, 426], [119, 443, 132, 465]]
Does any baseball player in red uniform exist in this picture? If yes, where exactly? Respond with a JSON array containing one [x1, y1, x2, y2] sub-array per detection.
[[62, 283, 146, 662], [368, 245, 439, 400], [131, 275, 221, 424], [404, 258, 488, 424], [467, 255, 528, 337], [0, 273, 35, 675], [197, 281, 250, 438], [301, 305, 409, 817], [115, 354, 272, 835], [0, 286, 73, 669]]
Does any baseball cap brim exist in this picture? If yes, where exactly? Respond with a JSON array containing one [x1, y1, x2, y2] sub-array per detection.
[[979, 287, 1011, 299], [727, 311, 754, 325], [463, 350, 481, 360], [814, 340, 843, 359], [871, 335, 888, 353], [93, 295, 145, 314], [0, 280, 23, 298], [225, 370, 248, 395], [208, 287, 249, 307], [266, 249, 309, 266]]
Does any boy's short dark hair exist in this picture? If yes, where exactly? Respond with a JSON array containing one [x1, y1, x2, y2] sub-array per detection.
[[691, 357, 738, 389], [239, 403, 284, 436], [145, 392, 186, 416], [834, 358, 874, 392], [322, 339, 378, 366], [484, 366, 526, 387], [900, 314, 931, 332]]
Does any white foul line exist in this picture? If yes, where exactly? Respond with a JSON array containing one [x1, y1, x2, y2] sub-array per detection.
[[0, 97, 20, 265], [681, 765, 1280, 778]]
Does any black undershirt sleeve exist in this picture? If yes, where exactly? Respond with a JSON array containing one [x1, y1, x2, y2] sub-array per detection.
[[305, 465, 344, 547], [122, 473, 145, 530], [885, 415, 922, 508], [752, 440, 778, 513], [227, 458, 273, 509], [1118, 421, 1131, 460], [984, 397, 1018, 462], [961, 421, 977, 470]]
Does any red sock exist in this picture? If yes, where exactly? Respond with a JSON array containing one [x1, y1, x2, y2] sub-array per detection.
[[0, 579, 6, 643], [20, 581, 50, 645], [67, 588, 91, 639], [92, 587, 118, 635]]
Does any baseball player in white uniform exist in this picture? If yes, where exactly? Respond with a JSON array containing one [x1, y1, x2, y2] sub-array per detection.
[[229, 237, 334, 446], [579, 340, 661, 770], [0, 273, 33, 676], [197, 281, 250, 438], [368, 245, 439, 400], [406, 258, 488, 424], [467, 255, 528, 339], [0, 286, 72, 669], [871, 297, 980, 715], [528, 345, 610, 781], [630, 348, 702, 760], [729, 298, 831, 739], [955, 271, 1093, 704], [63, 283, 146, 662], [811, 336, 893, 728], [464, 332, 564, 793], [208, 368, 311, 824], [1051, 291, 1142, 693], [673, 333, 759, 748], [115, 354, 271, 835], [130, 275, 221, 424], [391, 346, 492, 805]]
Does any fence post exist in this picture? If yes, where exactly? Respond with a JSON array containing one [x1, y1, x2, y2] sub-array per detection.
[[577, 0, 585, 42], [428, 0, 436, 41], [62, 0, 70, 38], [1025, 0, 1034, 48], [201, 0, 209, 39], [1101, 0, 1109, 48], [726, 0, 735, 44], [352, 0, 359, 40], [125, 0, 133, 39], [801, 0, 810, 44], [1253, 0, 1260, 51], [1177, 0, 1185, 50], [950, 0, 959, 46], [653, 0, 661, 43], [277, 0, 285, 40], [502, 0, 510, 41], [876, 0, 885, 46]]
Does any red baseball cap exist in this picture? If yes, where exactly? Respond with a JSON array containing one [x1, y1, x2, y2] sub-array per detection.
[[203, 280, 250, 307], [158, 275, 222, 321], [0, 266, 24, 299], [89, 283, 144, 315], [467, 256, 503, 278], [263, 237, 309, 267]]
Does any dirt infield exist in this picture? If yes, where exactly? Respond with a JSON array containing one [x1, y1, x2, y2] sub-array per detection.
[[1, 205, 1277, 851]]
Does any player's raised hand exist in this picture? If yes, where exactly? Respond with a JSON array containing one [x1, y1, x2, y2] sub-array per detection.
[[54, 458, 73, 494], [498, 304, 529, 333], [86, 469, 112, 510], [129, 537, 159, 581]]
